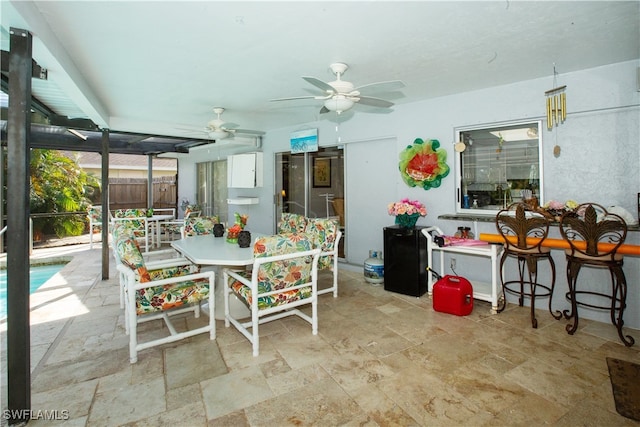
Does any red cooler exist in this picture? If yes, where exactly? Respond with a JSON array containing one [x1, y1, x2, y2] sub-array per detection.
[[432, 275, 473, 316]]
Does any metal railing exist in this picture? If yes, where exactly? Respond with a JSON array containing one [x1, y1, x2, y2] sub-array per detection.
[[1, 211, 89, 255]]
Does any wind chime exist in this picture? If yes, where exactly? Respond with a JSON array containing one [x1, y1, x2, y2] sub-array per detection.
[[545, 69, 566, 130], [545, 66, 566, 157]]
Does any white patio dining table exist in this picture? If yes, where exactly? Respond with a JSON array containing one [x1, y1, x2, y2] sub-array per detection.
[[171, 233, 265, 319]]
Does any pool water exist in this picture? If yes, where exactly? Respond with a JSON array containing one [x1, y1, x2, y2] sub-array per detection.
[[0, 264, 66, 319]]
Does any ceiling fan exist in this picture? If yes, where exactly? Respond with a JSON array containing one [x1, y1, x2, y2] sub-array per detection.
[[177, 107, 264, 141], [271, 62, 405, 114], [203, 107, 263, 140]]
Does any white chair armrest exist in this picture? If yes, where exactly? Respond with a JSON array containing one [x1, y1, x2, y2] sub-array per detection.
[[143, 248, 181, 259]]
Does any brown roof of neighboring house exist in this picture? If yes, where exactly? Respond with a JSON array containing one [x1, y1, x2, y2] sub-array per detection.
[[61, 151, 177, 170]]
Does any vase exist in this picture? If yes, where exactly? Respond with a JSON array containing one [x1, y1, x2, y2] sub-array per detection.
[[395, 213, 420, 229], [226, 230, 240, 243]]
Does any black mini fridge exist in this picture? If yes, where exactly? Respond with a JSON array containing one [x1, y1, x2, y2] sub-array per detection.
[[383, 225, 428, 297]]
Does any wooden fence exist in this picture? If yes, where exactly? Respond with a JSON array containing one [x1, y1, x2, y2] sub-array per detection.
[[108, 176, 177, 211]]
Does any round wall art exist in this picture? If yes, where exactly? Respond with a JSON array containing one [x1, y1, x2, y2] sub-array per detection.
[[399, 138, 450, 190]]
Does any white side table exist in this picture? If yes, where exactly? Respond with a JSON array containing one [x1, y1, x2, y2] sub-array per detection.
[[422, 227, 503, 313]]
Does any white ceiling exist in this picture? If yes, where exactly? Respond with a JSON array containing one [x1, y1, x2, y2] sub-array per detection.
[[2, 1, 639, 140]]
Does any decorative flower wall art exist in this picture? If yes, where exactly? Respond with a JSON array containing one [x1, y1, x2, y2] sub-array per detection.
[[399, 138, 450, 190]]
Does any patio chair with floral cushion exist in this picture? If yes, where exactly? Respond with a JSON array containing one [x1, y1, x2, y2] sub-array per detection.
[[305, 217, 342, 297], [114, 232, 215, 363], [86, 206, 104, 249], [160, 208, 201, 243], [111, 208, 150, 252], [222, 233, 321, 356], [277, 212, 308, 234], [181, 215, 221, 238], [111, 223, 190, 308]]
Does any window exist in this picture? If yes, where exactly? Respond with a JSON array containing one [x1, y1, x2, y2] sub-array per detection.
[[455, 120, 543, 214]]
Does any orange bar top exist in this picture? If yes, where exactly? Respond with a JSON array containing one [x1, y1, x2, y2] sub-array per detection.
[[479, 233, 640, 256]]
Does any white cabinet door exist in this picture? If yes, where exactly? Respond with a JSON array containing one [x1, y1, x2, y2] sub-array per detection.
[[228, 153, 263, 188]]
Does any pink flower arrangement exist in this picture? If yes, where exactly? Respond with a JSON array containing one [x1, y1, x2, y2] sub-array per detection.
[[388, 198, 427, 217], [543, 199, 578, 212]]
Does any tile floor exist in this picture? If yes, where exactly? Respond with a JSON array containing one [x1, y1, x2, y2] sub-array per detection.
[[2, 242, 640, 426]]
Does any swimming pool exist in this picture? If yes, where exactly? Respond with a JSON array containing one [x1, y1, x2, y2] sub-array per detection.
[[0, 264, 66, 319]]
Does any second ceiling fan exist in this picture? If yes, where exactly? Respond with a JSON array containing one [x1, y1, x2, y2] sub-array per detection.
[[271, 62, 405, 114], [203, 107, 263, 140]]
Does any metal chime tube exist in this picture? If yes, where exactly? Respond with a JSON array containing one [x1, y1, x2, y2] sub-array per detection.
[[545, 85, 567, 130]]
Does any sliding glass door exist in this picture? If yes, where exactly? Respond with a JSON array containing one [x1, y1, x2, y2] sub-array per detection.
[[275, 147, 345, 257], [196, 160, 228, 223]]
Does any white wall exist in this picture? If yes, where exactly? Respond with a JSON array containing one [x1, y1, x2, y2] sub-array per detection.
[[178, 60, 640, 329]]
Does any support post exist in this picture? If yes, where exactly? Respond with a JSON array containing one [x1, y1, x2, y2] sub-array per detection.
[[102, 130, 110, 279], [147, 154, 153, 209], [6, 27, 33, 425]]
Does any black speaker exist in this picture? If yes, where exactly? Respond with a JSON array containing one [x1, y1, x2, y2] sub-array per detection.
[[213, 223, 224, 237], [238, 230, 252, 248]]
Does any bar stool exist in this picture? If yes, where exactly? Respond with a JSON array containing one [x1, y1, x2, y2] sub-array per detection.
[[496, 202, 562, 328], [559, 203, 634, 346]]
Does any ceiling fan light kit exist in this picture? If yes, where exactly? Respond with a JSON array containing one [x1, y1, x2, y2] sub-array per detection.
[[208, 129, 229, 140], [324, 95, 354, 114]]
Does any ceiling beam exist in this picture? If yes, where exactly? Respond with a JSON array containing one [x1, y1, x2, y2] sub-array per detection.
[[0, 121, 207, 155]]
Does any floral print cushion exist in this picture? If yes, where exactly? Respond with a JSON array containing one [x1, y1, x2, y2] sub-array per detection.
[[229, 233, 314, 310], [114, 236, 151, 282], [112, 220, 146, 238], [184, 206, 201, 218], [114, 234, 209, 315], [277, 213, 308, 234], [147, 264, 199, 281], [114, 208, 146, 218], [136, 279, 210, 315], [161, 222, 183, 234], [113, 209, 147, 231], [230, 278, 311, 310], [87, 206, 102, 223], [183, 216, 220, 237], [305, 218, 339, 270]]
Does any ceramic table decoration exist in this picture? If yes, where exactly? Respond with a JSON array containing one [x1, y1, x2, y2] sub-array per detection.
[[227, 212, 248, 243]]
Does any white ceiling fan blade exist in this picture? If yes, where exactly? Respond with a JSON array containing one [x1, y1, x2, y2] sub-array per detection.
[[302, 76, 336, 93], [270, 95, 318, 102], [356, 96, 394, 108], [355, 80, 405, 95], [233, 129, 266, 135], [220, 122, 240, 130]]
